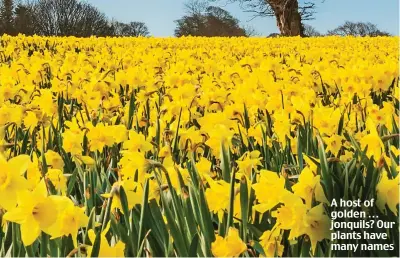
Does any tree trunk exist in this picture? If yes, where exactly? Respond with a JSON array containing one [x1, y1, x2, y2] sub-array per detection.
[[268, 0, 303, 36]]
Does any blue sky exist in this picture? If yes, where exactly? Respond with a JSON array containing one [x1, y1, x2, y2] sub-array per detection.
[[85, 0, 399, 36]]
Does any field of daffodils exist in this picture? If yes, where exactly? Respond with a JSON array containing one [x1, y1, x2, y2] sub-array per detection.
[[0, 35, 398, 257]]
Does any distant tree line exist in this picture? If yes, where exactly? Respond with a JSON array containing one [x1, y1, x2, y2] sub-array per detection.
[[271, 21, 391, 37], [0, 0, 149, 37], [0, 0, 392, 38], [326, 21, 391, 37]]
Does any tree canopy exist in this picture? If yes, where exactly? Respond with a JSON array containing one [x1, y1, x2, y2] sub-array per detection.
[[175, 1, 254, 37]]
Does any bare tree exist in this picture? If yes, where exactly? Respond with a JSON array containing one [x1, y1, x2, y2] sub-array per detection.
[[210, 0, 321, 36], [175, 1, 249, 37], [113, 21, 149, 37], [303, 23, 320, 37], [29, 0, 113, 37], [327, 21, 391, 37], [74, 2, 114, 37], [0, 0, 15, 35], [14, 2, 36, 35]]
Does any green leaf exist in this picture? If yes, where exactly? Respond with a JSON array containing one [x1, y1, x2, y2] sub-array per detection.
[[251, 240, 266, 257], [127, 91, 136, 130], [11, 223, 20, 258], [25, 244, 35, 257], [101, 196, 113, 232], [297, 128, 304, 171], [363, 157, 378, 200], [243, 103, 250, 130], [161, 195, 188, 257], [300, 238, 311, 257], [83, 207, 98, 245], [137, 179, 150, 257], [240, 175, 249, 242], [119, 187, 131, 230], [119, 187, 135, 256], [67, 167, 79, 196], [90, 231, 101, 258], [40, 232, 48, 257], [226, 169, 236, 235], [41, 127, 48, 176], [147, 199, 170, 254], [48, 239, 58, 258], [220, 141, 231, 183], [172, 108, 182, 163], [317, 136, 333, 202], [155, 167, 189, 257], [20, 129, 30, 154], [337, 110, 345, 135], [188, 233, 200, 257]]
